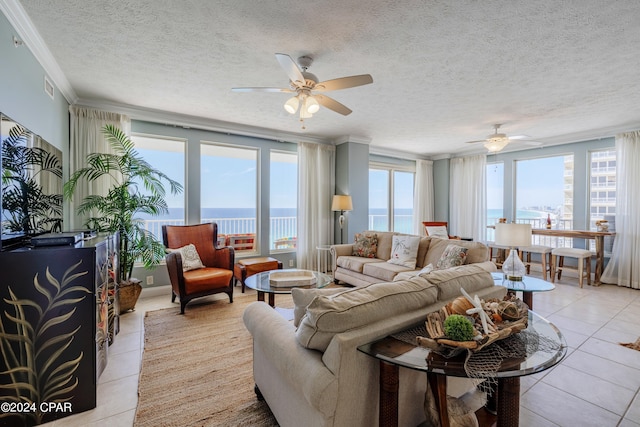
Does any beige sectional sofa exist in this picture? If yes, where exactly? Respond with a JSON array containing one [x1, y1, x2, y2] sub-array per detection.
[[332, 230, 492, 287], [243, 261, 506, 427]]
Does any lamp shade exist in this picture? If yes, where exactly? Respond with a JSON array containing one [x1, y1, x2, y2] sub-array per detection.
[[305, 96, 320, 114], [331, 195, 353, 211], [495, 223, 532, 247], [284, 96, 299, 114], [484, 137, 509, 153]]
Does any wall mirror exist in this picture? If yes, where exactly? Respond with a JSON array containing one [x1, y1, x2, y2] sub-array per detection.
[[1, 113, 63, 249]]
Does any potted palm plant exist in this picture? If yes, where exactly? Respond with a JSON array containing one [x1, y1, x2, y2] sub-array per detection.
[[64, 124, 182, 312]]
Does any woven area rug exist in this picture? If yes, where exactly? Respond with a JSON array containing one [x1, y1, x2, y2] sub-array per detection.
[[134, 293, 292, 426], [621, 337, 640, 351]]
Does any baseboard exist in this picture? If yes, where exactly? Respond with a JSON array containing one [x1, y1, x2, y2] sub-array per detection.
[[140, 284, 171, 299]]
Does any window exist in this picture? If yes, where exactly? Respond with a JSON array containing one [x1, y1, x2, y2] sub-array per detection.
[[368, 165, 414, 232], [393, 171, 414, 234], [270, 151, 297, 251], [132, 134, 185, 241], [589, 149, 616, 251], [201, 143, 258, 253], [486, 162, 504, 241], [369, 169, 389, 231], [515, 155, 574, 246]]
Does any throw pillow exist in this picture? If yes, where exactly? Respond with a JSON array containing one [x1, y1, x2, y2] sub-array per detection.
[[171, 244, 205, 272], [387, 235, 421, 269], [436, 244, 468, 269], [352, 232, 378, 258], [426, 225, 450, 239]]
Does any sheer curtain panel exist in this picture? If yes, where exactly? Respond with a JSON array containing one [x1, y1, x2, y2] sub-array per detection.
[[68, 107, 130, 230], [449, 155, 487, 241], [601, 131, 640, 288], [297, 142, 335, 270], [413, 159, 434, 235]]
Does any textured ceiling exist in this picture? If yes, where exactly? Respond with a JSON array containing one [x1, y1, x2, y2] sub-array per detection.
[[14, 0, 640, 157]]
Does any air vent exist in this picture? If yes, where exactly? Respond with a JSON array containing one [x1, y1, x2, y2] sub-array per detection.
[[44, 76, 54, 99]]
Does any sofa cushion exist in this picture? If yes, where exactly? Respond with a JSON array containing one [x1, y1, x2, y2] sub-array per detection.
[[371, 231, 396, 260], [424, 238, 489, 267], [336, 256, 385, 273], [415, 237, 431, 268], [393, 264, 434, 282], [291, 287, 349, 327], [352, 232, 378, 258], [296, 277, 439, 352], [421, 264, 495, 301], [436, 244, 468, 269], [387, 235, 421, 269], [363, 261, 412, 282]]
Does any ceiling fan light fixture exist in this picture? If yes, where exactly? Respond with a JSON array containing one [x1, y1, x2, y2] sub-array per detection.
[[300, 107, 313, 119], [484, 137, 509, 152], [284, 96, 299, 114], [305, 95, 320, 114]]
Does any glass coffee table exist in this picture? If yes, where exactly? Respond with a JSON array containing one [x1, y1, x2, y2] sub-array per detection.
[[244, 269, 332, 310], [358, 310, 567, 427], [492, 272, 555, 310]]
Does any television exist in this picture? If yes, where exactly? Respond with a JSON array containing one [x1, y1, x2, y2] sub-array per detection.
[[1, 113, 63, 251]]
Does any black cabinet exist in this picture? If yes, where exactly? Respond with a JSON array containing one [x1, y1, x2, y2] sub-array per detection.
[[0, 234, 118, 426]]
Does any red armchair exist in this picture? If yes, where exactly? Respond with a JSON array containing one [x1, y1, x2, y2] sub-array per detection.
[[162, 223, 234, 314]]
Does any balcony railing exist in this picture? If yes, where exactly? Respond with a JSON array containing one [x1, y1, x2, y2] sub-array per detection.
[[142, 216, 297, 251]]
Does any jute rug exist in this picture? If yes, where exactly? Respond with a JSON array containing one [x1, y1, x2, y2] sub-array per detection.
[[134, 293, 292, 426], [621, 337, 640, 351]]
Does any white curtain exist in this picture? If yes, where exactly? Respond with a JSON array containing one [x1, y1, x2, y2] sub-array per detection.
[[413, 159, 434, 236], [68, 106, 130, 230], [449, 155, 486, 241], [601, 131, 640, 288], [297, 142, 335, 270]]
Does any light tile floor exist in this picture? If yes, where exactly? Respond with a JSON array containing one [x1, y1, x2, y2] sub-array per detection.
[[43, 271, 640, 427]]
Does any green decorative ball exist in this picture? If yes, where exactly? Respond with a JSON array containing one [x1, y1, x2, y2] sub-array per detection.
[[443, 314, 475, 341]]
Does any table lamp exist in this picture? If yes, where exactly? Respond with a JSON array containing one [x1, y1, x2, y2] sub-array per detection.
[[331, 195, 353, 244], [495, 223, 532, 281]]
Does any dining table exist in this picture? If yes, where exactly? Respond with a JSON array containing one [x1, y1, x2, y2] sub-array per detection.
[[488, 226, 615, 285], [531, 228, 615, 285]]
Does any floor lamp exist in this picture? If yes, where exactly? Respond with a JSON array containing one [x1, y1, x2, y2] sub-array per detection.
[[331, 195, 353, 244]]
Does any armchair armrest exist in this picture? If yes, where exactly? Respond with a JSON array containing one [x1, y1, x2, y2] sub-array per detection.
[[207, 245, 235, 270]]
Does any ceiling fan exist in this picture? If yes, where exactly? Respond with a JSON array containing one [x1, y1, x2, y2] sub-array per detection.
[[465, 124, 542, 152], [232, 53, 373, 127]]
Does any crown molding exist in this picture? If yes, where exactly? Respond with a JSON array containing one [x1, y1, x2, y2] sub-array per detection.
[[368, 144, 430, 161], [0, 0, 77, 104], [75, 98, 329, 145], [332, 135, 371, 146]]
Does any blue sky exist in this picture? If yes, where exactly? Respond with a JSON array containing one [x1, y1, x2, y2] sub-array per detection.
[[488, 156, 566, 210]]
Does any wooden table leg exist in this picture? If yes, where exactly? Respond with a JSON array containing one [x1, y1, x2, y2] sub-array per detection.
[[379, 361, 399, 427], [522, 291, 533, 310], [427, 372, 450, 427], [497, 377, 520, 427], [256, 291, 276, 307], [594, 236, 604, 285]]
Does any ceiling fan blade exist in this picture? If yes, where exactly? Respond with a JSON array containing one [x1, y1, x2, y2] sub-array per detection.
[[465, 140, 485, 144], [314, 74, 373, 92], [275, 53, 305, 86], [316, 95, 352, 115], [232, 87, 294, 93]]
